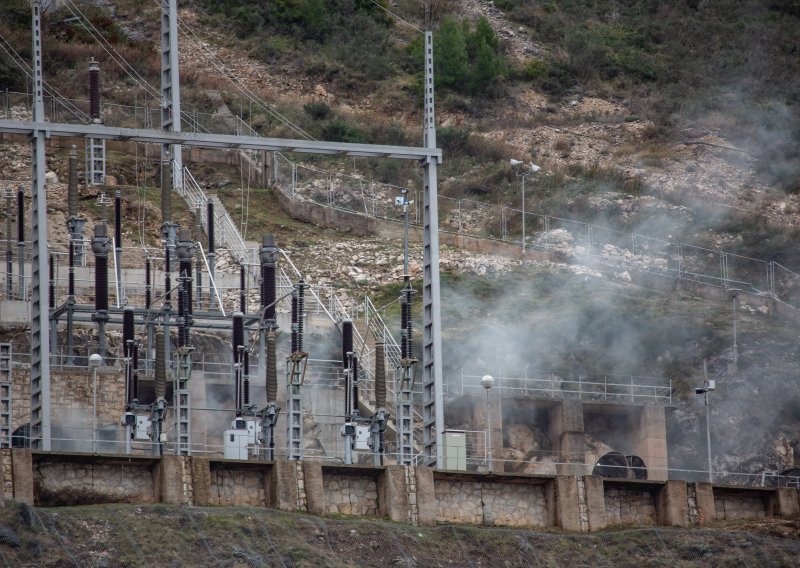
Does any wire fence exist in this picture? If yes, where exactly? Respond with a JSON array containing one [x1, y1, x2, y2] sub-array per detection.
[[0, 502, 798, 567], [270, 151, 800, 312]]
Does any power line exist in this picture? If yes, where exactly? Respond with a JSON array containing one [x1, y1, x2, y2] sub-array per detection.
[[0, 31, 92, 123], [61, 0, 161, 102], [152, 0, 315, 141], [369, 0, 423, 33]]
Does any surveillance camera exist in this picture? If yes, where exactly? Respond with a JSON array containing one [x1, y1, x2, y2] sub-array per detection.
[[695, 387, 706, 395], [509, 159, 523, 167], [529, 163, 541, 172]]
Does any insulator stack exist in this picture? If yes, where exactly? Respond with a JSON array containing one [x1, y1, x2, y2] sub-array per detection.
[[123, 307, 134, 357], [95, 256, 108, 311], [375, 341, 386, 409], [262, 263, 275, 317], [68, 146, 78, 219], [178, 284, 190, 348], [296, 280, 305, 352], [401, 283, 414, 360], [164, 242, 171, 306], [131, 343, 139, 402], [123, 307, 135, 403], [233, 311, 245, 411], [259, 235, 279, 321], [68, 240, 75, 297], [239, 265, 246, 313], [232, 312, 244, 363], [290, 291, 300, 354], [243, 351, 250, 406], [48, 253, 54, 309], [266, 330, 277, 403], [352, 355, 360, 409], [154, 328, 166, 400], [341, 319, 354, 369], [89, 58, 100, 120], [176, 229, 194, 348], [114, 191, 122, 247], [207, 200, 215, 253], [16, 188, 24, 244], [145, 258, 152, 309], [92, 225, 109, 312]]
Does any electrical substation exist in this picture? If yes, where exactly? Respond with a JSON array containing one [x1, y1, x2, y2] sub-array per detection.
[[0, 0, 797, 533]]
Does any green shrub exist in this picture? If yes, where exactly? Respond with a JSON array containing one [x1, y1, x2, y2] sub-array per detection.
[[303, 102, 334, 121], [320, 119, 368, 143]]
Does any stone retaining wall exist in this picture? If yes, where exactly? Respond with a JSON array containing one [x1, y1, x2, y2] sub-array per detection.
[[434, 477, 550, 527], [34, 458, 156, 506], [210, 466, 268, 506], [604, 487, 657, 526], [714, 491, 768, 521], [322, 471, 379, 516], [0, 451, 794, 531]]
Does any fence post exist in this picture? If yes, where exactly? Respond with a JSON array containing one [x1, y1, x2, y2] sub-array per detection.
[[768, 261, 774, 295], [544, 215, 550, 247], [720, 251, 727, 289]]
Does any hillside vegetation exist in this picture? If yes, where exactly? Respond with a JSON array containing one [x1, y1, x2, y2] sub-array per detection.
[[0, 502, 799, 567]]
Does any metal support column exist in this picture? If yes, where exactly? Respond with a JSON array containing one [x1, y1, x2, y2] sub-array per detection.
[[160, 0, 183, 192], [286, 360, 305, 460], [0, 343, 12, 448], [29, 1, 51, 451], [173, 347, 192, 454], [286, 282, 307, 460], [420, 30, 443, 468], [397, 368, 415, 465], [85, 137, 106, 186]]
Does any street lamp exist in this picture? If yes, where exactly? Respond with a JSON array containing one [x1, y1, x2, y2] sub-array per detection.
[[695, 359, 715, 483], [510, 160, 540, 254], [481, 374, 494, 472], [89, 353, 102, 453]]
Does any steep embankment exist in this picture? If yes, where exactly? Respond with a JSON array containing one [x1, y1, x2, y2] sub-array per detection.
[[0, 502, 799, 567]]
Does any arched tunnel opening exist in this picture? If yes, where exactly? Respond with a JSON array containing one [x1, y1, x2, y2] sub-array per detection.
[[592, 452, 648, 480]]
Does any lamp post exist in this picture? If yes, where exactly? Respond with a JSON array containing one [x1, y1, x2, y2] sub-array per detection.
[[695, 359, 715, 483], [89, 353, 102, 453], [510, 160, 540, 254], [481, 374, 494, 472]]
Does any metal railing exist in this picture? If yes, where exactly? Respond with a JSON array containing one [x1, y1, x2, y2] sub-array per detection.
[[446, 369, 672, 404]]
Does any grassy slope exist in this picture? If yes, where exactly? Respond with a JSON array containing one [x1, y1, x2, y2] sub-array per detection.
[[0, 503, 799, 567]]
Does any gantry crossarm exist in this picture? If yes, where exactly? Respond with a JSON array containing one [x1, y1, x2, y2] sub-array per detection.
[[0, 120, 443, 162]]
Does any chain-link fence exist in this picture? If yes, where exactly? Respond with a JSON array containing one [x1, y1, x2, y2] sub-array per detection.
[[0, 502, 797, 567]]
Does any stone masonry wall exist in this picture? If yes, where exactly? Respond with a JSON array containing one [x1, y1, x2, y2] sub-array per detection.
[[12, 369, 125, 442], [34, 461, 155, 506], [209, 467, 267, 506], [0, 449, 13, 499], [604, 487, 657, 526], [435, 479, 549, 527], [322, 472, 379, 516], [714, 493, 767, 521]]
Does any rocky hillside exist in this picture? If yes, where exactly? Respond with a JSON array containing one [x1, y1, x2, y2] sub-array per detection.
[[2, 0, 800, 486]]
